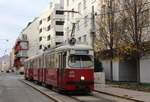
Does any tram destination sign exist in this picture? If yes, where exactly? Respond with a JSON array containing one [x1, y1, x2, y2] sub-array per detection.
[[75, 50, 89, 54], [70, 50, 93, 55]]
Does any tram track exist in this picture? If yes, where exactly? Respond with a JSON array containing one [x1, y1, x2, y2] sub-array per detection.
[[20, 79, 136, 102], [20, 79, 79, 102], [93, 90, 143, 102], [20, 79, 60, 102]]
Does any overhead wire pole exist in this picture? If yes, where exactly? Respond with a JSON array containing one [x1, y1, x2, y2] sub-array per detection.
[[0, 39, 9, 42], [63, 10, 79, 38], [91, 6, 96, 49], [70, 23, 76, 37], [0, 39, 9, 55]]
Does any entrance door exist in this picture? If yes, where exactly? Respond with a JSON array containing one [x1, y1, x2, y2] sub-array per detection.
[[58, 52, 66, 89]]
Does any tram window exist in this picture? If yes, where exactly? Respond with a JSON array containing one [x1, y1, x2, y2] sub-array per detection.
[[63, 52, 66, 68], [48, 55, 51, 68], [39, 58, 41, 68], [68, 55, 93, 68], [24, 63, 26, 68], [50, 54, 55, 68], [55, 54, 59, 68], [58, 53, 63, 69], [45, 56, 48, 68], [43, 55, 46, 68], [30, 61, 33, 68], [46, 55, 50, 68], [59, 54, 61, 68], [41, 57, 42, 68], [33, 60, 35, 68], [49, 55, 51, 68], [26, 62, 27, 68]]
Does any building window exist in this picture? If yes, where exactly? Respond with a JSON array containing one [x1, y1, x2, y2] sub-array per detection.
[[83, 0, 86, 9], [39, 37, 42, 41], [56, 32, 64, 36], [39, 45, 42, 49], [56, 42, 61, 45], [76, 20, 80, 31], [22, 34, 27, 40], [78, 2, 81, 13], [47, 25, 51, 31], [47, 35, 51, 40], [72, 9, 74, 18], [47, 44, 51, 48], [56, 10, 64, 15], [39, 20, 42, 25], [39, 28, 42, 33], [56, 21, 64, 25], [78, 37, 81, 42], [67, 13, 70, 20], [20, 42, 28, 49], [83, 35, 87, 42], [84, 15, 88, 27], [67, 0, 69, 6], [47, 15, 51, 21]]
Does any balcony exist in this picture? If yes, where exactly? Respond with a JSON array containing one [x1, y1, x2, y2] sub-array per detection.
[[14, 60, 22, 67], [14, 40, 29, 54]]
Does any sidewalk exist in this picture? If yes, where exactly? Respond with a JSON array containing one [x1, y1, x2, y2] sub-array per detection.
[[95, 84, 150, 102]]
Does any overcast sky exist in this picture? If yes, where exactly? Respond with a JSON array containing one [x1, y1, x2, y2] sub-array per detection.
[[0, 0, 52, 57]]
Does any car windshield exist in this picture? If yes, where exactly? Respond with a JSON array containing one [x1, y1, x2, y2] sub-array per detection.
[[68, 55, 93, 68]]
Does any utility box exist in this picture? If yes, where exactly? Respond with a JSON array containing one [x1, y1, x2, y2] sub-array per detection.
[[94, 72, 105, 88]]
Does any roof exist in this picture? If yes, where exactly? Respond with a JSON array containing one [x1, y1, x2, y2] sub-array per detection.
[[25, 43, 93, 62], [55, 44, 93, 51]]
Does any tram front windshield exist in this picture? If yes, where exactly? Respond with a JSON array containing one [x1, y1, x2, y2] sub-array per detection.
[[68, 55, 93, 68]]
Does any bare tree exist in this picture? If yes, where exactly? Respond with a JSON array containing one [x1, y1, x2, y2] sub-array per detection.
[[96, 0, 122, 81], [119, 0, 150, 83]]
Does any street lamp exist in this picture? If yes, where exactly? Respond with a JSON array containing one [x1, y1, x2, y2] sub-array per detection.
[[0, 39, 9, 42], [0, 39, 9, 56]]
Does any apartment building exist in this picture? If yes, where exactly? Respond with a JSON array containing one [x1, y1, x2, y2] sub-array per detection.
[[14, 33, 29, 69], [39, 0, 64, 52], [21, 18, 40, 57]]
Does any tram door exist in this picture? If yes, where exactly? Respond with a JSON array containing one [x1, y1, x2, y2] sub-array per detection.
[[58, 52, 66, 88], [43, 55, 47, 83]]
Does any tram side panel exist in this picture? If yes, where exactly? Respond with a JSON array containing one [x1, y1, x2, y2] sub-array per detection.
[[38, 68, 43, 83], [45, 68, 58, 87], [33, 68, 39, 81]]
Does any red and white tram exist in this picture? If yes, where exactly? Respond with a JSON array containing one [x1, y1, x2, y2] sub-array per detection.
[[24, 44, 94, 92]]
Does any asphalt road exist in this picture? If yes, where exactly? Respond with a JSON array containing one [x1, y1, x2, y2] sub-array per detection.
[[0, 72, 133, 102], [0, 72, 53, 102]]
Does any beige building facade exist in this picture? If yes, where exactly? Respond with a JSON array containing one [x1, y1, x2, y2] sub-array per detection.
[[9, 48, 15, 69], [21, 18, 40, 57]]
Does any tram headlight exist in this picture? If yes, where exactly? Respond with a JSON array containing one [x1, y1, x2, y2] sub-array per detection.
[[80, 76, 85, 81]]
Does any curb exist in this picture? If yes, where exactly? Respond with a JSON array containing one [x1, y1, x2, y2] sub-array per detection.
[[20, 79, 62, 102], [94, 90, 144, 102]]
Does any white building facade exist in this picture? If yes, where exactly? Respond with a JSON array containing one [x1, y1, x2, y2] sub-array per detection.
[[64, 0, 101, 46], [39, 0, 64, 52]]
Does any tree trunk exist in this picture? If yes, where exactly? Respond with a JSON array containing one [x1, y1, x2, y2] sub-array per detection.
[[110, 59, 113, 81], [136, 55, 141, 84]]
